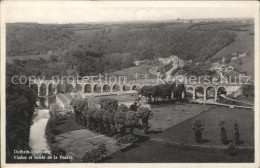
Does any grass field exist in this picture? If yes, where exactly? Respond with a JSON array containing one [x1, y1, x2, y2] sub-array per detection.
[[55, 129, 120, 162], [105, 140, 254, 163], [46, 115, 120, 162], [149, 103, 213, 131], [152, 106, 254, 147], [105, 106, 254, 163], [109, 64, 158, 80]]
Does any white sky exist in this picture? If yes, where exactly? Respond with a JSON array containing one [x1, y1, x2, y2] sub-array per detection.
[[2, 1, 257, 23]]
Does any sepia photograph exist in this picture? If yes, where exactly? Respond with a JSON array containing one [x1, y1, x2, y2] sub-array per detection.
[[1, 1, 259, 167]]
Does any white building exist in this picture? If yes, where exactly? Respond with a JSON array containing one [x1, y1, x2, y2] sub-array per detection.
[[56, 93, 74, 113]]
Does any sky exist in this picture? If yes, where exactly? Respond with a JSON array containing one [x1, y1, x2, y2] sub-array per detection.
[[2, 1, 257, 24]]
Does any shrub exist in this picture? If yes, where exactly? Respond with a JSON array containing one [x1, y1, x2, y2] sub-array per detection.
[[71, 99, 88, 124], [116, 134, 137, 146], [219, 120, 228, 144], [117, 104, 128, 113], [99, 98, 118, 112], [126, 111, 140, 133], [81, 144, 107, 162], [51, 145, 70, 162], [234, 121, 240, 145], [114, 109, 127, 136], [192, 119, 204, 143], [137, 107, 153, 133], [92, 109, 105, 133]]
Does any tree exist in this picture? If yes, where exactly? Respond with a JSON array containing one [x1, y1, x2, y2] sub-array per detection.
[[117, 104, 128, 113], [137, 107, 153, 133], [219, 120, 228, 144], [71, 99, 88, 125], [92, 109, 105, 133], [152, 85, 163, 102], [99, 98, 118, 112], [126, 111, 140, 133], [99, 98, 118, 135], [86, 108, 95, 130], [129, 102, 139, 112], [97, 143, 107, 158], [174, 83, 185, 101], [102, 110, 114, 136], [192, 119, 204, 143], [234, 121, 240, 145], [114, 106, 128, 136]]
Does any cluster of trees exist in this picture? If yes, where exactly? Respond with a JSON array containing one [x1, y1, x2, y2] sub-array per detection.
[[71, 98, 153, 136], [7, 22, 236, 65], [139, 83, 185, 103], [6, 64, 36, 162], [6, 24, 74, 56]]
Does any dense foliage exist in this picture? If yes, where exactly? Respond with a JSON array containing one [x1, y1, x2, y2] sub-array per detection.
[[71, 98, 152, 137], [6, 64, 36, 162], [6, 24, 74, 56], [139, 83, 185, 103], [7, 23, 236, 71], [81, 143, 107, 162]]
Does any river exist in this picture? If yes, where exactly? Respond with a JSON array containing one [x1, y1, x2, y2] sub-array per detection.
[[29, 96, 55, 153]]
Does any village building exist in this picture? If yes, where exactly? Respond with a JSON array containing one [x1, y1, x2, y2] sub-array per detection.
[[133, 60, 141, 66], [173, 69, 187, 83], [238, 52, 248, 58], [56, 93, 75, 114], [231, 56, 238, 61], [179, 60, 185, 68]]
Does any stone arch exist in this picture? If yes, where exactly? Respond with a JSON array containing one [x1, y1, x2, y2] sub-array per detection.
[[132, 85, 141, 91], [56, 84, 62, 94], [103, 84, 111, 92], [185, 86, 194, 99], [31, 83, 38, 96], [39, 83, 47, 96], [76, 84, 83, 92], [84, 84, 92, 93], [194, 86, 205, 99], [217, 86, 227, 98], [48, 83, 55, 95], [65, 84, 74, 93], [112, 84, 121, 92], [93, 84, 102, 93], [122, 84, 131, 91], [206, 86, 216, 100]]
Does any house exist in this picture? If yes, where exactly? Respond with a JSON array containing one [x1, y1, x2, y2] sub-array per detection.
[[133, 61, 141, 66], [188, 59, 193, 63], [56, 93, 74, 114], [209, 62, 222, 71], [195, 62, 201, 66], [179, 60, 185, 68], [238, 52, 248, 58], [173, 69, 187, 83], [225, 65, 234, 72], [65, 93, 75, 101], [222, 57, 226, 63], [231, 56, 238, 61]]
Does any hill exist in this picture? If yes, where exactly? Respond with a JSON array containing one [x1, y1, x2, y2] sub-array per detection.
[[6, 20, 254, 77]]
